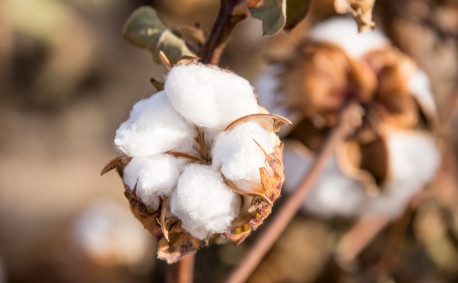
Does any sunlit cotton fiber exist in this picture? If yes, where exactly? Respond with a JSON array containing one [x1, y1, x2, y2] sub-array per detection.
[[164, 64, 260, 130], [212, 121, 276, 192], [115, 91, 195, 157], [170, 164, 241, 240], [123, 155, 186, 210]]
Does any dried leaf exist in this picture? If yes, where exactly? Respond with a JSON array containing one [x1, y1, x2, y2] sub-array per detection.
[[122, 6, 195, 65], [128, 195, 164, 241], [157, 225, 203, 264], [150, 77, 164, 91], [248, 0, 287, 35], [101, 155, 132, 177], [225, 113, 292, 132], [284, 0, 311, 30], [165, 151, 206, 163], [171, 25, 206, 53], [224, 177, 273, 206], [195, 126, 209, 161], [224, 144, 285, 242], [223, 224, 252, 245], [334, 0, 376, 32], [159, 197, 180, 242], [250, 144, 285, 229]]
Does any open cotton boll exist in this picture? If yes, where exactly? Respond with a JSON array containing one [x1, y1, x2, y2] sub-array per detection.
[[123, 155, 186, 210], [115, 91, 195, 157], [282, 145, 367, 217], [170, 164, 241, 240], [362, 129, 440, 217], [164, 64, 260, 130], [309, 17, 388, 58], [212, 121, 276, 192]]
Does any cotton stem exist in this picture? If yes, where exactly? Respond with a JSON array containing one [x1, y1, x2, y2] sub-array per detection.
[[165, 253, 195, 283], [200, 0, 246, 64]]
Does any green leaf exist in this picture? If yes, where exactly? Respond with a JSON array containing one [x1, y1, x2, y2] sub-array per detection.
[[248, 0, 286, 36], [285, 0, 310, 30], [122, 6, 195, 65]]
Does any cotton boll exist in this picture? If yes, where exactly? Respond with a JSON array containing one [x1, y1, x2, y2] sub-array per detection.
[[170, 164, 241, 240], [283, 145, 367, 217], [212, 121, 276, 192], [115, 91, 195, 157], [164, 64, 260, 130], [123, 155, 186, 210], [362, 129, 440, 217], [310, 17, 388, 58]]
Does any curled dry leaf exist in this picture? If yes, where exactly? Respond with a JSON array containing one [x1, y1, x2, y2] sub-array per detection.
[[157, 224, 204, 264], [150, 77, 164, 91], [334, 0, 376, 32], [128, 189, 164, 241], [101, 155, 132, 178], [225, 113, 292, 132]]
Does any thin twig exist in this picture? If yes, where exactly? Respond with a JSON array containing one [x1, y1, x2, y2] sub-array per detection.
[[225, 101, 361, 283], [166, 254, 196, 283], [200, 0, 247, 64]]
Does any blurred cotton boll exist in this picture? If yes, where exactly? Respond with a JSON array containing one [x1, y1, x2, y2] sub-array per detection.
[[256, 17, 441, 219], [72, 200, 154, 269]]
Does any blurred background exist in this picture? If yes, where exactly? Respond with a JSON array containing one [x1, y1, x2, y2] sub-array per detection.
[[0, 0, 457, 282]]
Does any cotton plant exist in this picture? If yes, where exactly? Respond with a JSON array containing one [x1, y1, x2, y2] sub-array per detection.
[[103, 57, 290, 263], [256, 17, 441, 219]]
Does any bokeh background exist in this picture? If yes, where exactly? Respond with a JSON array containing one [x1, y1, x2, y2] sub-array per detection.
[[0, 0, 457, 282]]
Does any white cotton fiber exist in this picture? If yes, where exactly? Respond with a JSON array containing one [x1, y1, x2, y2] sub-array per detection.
[[212, 121, 276, 192], [170, 164, 241, 240], [361, 129, 440, 217], [164, 64, 260, 130], [123, 155, 186, 210], [114, 91, 195, 157], [310, 17, 388, 58], [408, 68, 437, 115], [282, 145, 367, 217]]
